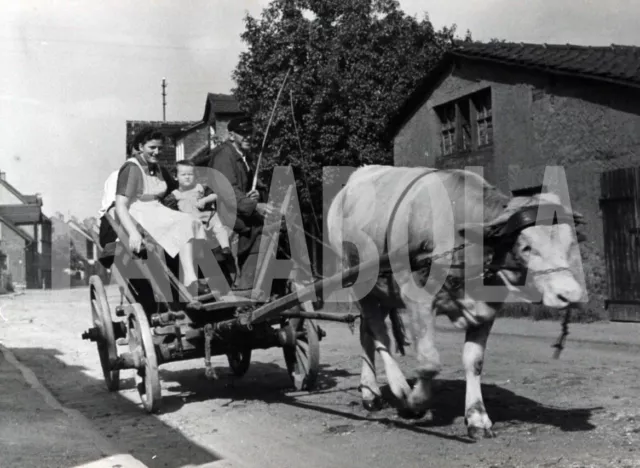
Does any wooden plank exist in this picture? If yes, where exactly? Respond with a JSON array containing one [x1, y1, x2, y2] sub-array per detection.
[[600, 166, 640, 321], [197, 296, 261, 312], [104, 213, 193, 304]]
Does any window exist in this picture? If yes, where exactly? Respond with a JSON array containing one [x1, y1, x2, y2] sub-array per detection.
[[473, 90, 493, 148], [439, 103, 456, 155], [436, 88, 493, 156]]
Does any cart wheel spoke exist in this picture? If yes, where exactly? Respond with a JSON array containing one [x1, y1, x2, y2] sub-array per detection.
[[128, 303, 161, 413], [89, 276, 120, 392]]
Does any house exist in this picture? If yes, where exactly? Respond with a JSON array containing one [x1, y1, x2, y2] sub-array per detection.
[[0, 171, 52, 290], [177, 93, 246, 163], [125, 120, 207, 169], [125, 94, 244, 168], [389, 41, 640, 320]]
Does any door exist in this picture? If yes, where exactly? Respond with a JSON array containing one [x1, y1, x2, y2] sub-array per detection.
[[600, 166, 640, 322]]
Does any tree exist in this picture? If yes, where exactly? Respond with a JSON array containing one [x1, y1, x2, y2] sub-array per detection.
[[232, 0, 465, 264]]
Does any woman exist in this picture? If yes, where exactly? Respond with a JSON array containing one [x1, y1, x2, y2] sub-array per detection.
[[114, 126, 206, 296]]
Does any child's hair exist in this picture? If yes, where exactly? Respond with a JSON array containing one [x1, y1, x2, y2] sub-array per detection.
[[176, 160, 195, 169]]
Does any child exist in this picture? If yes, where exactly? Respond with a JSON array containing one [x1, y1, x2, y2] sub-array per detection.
[[168, 160, 233, 259]]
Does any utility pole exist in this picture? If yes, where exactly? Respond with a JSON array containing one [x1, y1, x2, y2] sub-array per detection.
[[161, 77, 167, 121]]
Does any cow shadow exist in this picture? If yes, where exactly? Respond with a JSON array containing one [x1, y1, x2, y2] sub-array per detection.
[[379, 378, 600, 433]]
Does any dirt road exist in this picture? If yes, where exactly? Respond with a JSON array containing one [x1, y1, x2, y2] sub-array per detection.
[[1, 286, 640, 468]]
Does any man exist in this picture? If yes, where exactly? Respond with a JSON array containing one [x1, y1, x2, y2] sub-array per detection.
[[209, 117, 274, 291]]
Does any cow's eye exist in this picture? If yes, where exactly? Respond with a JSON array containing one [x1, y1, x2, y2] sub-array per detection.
[[520, 245, 532, 255]]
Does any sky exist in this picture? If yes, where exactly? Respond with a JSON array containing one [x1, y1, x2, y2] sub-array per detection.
[[1, 0, 639, 220]]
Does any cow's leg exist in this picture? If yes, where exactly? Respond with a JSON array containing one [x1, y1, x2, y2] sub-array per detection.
[[358, 311, 383, 411], [359, 296, 412, 407], [401, 286, 441, 416], [463, 319, 495, 439]]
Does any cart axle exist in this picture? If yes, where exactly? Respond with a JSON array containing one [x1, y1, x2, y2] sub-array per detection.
[[81, 327, 101, 342]]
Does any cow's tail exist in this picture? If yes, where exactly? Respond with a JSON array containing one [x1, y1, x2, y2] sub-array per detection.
[[389, 307, 408, 356]]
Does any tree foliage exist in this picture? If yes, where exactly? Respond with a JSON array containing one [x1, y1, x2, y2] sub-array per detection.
[[232, 0, 465, 237]]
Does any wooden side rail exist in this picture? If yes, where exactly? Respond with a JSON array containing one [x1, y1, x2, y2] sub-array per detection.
[[103, 212, 195, 304]]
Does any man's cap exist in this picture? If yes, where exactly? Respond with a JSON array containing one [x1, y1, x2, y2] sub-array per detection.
[[227, 117, 252, 137]]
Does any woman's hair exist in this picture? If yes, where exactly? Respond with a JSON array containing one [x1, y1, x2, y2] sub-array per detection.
[[130, 127, 166, 154]]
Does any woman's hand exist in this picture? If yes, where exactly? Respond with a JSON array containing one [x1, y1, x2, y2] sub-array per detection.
[[196, 199, 206, 210], [129, 231, 143, 253]]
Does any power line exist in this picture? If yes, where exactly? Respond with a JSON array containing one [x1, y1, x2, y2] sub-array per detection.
[[0, 35, 227, 51]]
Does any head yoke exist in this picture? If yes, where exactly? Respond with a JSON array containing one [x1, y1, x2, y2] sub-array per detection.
[[488, 203, 579, 241]]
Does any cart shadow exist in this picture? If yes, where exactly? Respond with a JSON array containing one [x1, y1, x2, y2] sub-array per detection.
[[158, 362, 354, 413], [8, 347, 227, 468]]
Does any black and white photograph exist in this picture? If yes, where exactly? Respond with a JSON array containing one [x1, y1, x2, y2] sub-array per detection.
[[1, 1, 640, 467]]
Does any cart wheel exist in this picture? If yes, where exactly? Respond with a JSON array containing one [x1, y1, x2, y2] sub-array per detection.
[[128, 303, 161, 413], [227, 348, 252, 377], [89, 275, 120, 392], [283, 316, 320, 391]]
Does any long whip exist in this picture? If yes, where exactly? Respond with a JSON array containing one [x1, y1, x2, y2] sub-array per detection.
[[251, 66, 292, 191]]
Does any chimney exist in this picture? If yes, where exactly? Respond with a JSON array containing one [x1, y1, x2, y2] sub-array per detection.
[[0, 172, 5, 181]]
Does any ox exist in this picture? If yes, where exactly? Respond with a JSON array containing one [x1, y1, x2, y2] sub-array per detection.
[[325, 165, 584, 439]]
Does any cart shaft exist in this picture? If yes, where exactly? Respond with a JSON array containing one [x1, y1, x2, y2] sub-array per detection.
[[248, 244, 433, 324]]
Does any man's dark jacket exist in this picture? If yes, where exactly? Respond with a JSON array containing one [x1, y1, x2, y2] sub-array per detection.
[[205, 141, 266, 265]]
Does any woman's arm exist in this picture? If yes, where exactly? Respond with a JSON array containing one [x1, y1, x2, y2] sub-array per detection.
[[114, 163, 144, 252], [115, 194, 143, 252]]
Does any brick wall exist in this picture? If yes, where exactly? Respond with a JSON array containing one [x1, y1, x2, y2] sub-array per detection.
[[1, 227, 26, 286], [183, 126, 209, 160], [393, 59, 640, 313], [126, 120, 198, 169]]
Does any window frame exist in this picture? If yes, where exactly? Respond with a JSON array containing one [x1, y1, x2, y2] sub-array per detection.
[[435, 87, 493, 157]]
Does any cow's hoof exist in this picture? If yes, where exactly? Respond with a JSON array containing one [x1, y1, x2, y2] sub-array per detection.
[[467, 425, 496, 440], [362, 396, 384, 412]]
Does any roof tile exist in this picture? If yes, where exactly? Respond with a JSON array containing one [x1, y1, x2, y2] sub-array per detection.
[[454, 41, 640, 87]]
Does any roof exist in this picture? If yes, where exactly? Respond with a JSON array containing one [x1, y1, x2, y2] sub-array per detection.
[[126, 120, 200, 146], [67, 220, 97, 245], [203, 93, 242, 121], [388, 41, 640, 138], [0, 213, 34, 243], [455, 41, 640, 87], [0, 204, 44, 225], [0, 177, 34, 204], [172, 93, 245, 140]]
